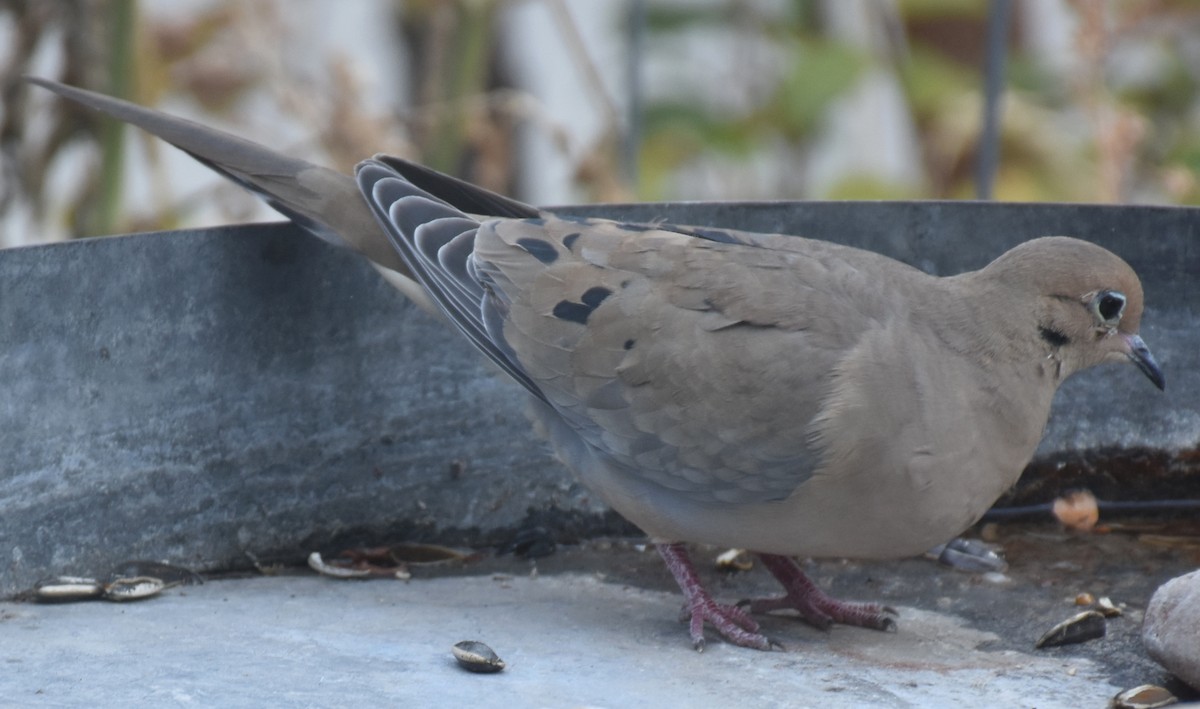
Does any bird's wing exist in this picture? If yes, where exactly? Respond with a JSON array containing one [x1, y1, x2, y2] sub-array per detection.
[[357, 157, 922, 505]]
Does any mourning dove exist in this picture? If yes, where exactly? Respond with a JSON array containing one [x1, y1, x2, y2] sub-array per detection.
[[30, 78, 1165, 651]]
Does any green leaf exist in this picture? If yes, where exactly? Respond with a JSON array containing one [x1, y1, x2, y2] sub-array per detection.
[[899, 46, 974, 115], [769, 40, 866, 138]]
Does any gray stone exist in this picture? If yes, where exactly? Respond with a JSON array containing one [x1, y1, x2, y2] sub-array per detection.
[[1143, 569, 1200, 691], [2, 201, 1197, 598], [0, 563, 1127, 707]]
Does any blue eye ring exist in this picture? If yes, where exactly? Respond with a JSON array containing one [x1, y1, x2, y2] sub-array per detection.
[[1091, 290, 1126, 324]]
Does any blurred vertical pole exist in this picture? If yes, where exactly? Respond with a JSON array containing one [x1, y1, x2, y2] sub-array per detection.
[[95, 0, 137, 235], [976, 0, 1011, 200], [624, 0, 645, 194], [428, 2, 494, 176]]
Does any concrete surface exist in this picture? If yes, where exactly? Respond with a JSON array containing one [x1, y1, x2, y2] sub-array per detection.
[[0, 576, 1105, 708], [1, 223, 603, 599], [4, 534, 1195, 709], [3, 201, 1198, 599]]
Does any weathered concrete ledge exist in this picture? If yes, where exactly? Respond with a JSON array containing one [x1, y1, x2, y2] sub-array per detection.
[[2, 201, 1196, 597]]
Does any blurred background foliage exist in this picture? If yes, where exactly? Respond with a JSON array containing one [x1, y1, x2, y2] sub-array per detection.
[[3, 0, 1200, 245]]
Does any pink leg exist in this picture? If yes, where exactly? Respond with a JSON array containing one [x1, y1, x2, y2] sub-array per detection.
[[656, 543, 778, 651], [744, 554, 897, 632]]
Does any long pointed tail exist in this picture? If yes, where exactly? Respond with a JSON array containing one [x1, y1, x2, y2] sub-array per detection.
[[27, 78, 404, 270], [26, 77, 550, 318]]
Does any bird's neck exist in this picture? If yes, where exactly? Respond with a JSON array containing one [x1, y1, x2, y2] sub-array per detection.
[[931, 274, 1066, 400]]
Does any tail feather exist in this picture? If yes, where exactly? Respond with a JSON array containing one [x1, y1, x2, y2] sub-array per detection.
[[437, 228, 485, 299], [27, 77, 557, 385], [26, 77, 408, 275], [371, 155, 539, 220], [414, 224, 482, 319], [358, 160, 547, 403]]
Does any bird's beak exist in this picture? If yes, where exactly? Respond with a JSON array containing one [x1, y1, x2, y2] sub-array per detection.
[[1125, 334, 1165, 391]]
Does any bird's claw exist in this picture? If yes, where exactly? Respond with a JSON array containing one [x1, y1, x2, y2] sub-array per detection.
[[747, 554, 902, 633], [681, 599, 775, 651]]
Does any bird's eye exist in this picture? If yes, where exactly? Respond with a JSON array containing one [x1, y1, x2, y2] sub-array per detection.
[[1091, 290, 1126, 324]]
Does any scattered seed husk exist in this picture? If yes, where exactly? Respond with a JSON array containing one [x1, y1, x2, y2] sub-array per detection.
[[1096, 596, 1123, 617], [715, 548, 753, 572], [1036, 610, 1106, 648], [308, 543, 480, 580], [451, 640, 506, 673], [307, 552, 370, 579], [109, 560, 202, 587], [1110, 684, 1177, 709], [34, 576, 103, 602], [102, 576, 164, 601], [376, 542, 479, 566]]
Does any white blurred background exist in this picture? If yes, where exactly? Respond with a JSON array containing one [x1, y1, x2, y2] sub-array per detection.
[[3, 0, 1200, 247]]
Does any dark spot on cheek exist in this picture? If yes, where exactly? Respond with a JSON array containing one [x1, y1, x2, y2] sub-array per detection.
[[516, 237, 558, 264], [623, 339, 635, 350], [1039, 326, 1070, 347]]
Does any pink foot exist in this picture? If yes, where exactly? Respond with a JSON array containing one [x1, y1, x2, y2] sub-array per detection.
[[743, 554, 898, 632], [656, 543, 779, 651]]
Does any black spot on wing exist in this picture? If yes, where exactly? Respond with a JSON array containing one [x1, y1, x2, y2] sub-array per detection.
[[623, 339, 635, 350], [1039, 326, 1070, 347], [562, 233, 581, 250], [516, 237, 558, 264], [581, 286, 612, 308], [552, 286, 613, 325], [553, 301, 593, 325]]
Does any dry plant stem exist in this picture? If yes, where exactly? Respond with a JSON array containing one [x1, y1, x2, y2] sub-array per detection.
[[94, 0, 137, 237], [1065, 0, 1149, 203], [546, 0, 621, 130], [429, 3, 494, 174]]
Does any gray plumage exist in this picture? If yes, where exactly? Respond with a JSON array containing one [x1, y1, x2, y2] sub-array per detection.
[[31, 78, 1164, 650]]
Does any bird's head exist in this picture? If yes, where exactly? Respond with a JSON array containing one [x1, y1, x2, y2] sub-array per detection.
[[983, 236, 1164, 390]]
